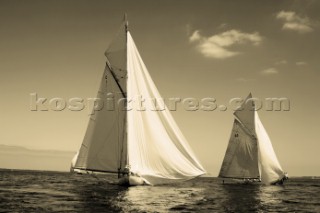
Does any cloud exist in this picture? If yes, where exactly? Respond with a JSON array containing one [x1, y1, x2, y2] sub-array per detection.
[[261, 68, 278, 75], [189, 30, 201, 42], [276, 11, 314, 33], [296, 61, 307, 66], [218, 23, 228, 29], [189, 29, 263, 59], [275, 60, 287, 65], [236, 78, 256, 82]]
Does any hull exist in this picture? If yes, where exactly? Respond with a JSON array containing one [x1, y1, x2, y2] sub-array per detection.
[[118, 175, 147, 186], [270, 176, 289, 185], [221, 178, 261, 185], [70, 168, 85, 175]]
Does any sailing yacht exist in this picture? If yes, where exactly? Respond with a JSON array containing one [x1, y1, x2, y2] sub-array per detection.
[[70, 17, 205, 186], [219, 93, 288, 185]]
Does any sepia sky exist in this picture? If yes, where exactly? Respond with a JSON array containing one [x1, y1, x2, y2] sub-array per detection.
[[0, 0, 319, 176]]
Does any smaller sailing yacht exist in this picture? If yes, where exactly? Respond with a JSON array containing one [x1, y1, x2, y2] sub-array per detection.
[[70, 17, 205, 186], [219, 93, 288, 185]]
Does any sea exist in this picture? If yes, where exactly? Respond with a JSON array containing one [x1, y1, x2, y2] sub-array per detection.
[[0, 169, 319, 213]]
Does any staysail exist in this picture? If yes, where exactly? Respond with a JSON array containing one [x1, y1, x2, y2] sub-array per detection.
[[73, 18, 205, 184]]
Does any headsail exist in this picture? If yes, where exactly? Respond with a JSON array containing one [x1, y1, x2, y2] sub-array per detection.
[[127, 32, 205, 185], [255, 111, 284, 184]]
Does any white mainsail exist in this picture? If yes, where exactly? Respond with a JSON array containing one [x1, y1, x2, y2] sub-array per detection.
[[219, 93, 285, 184], [73, 19, 205, 185], [127, 32, 205, 184]]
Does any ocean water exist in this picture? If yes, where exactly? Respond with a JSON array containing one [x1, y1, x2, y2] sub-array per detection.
[[0, 170, 319, 212]]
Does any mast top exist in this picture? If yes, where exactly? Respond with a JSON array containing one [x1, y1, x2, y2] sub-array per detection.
[[124, 13, 128, 32]]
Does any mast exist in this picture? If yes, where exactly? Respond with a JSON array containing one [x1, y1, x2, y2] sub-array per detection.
[[118, 13, 128, 178], [125, 14, 129, 170], [124, 13, 128, 32]]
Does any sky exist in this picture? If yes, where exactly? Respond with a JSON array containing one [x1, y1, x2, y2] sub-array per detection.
[[0, 0, 319, 176]]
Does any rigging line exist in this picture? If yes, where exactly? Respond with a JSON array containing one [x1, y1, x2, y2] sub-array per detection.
[[220, 176, 260, 180], [117, 98, 121, 171], [239, 134, 249, 176], [227, 127, 241, 172], [119, 110, 126, 169], [237, 119, 260, 177], [105, 60, 126, 98], [219, 122, 241, 177], [81, 144, 88, 149], [253, 134, 260, 176], [235, 117, 257, 140], [73, 167, 128, 174], [121, 20, 129, 167], [223, 122, 242, 174], [88, 75, 120, 160], [240, 130, 259, 178]]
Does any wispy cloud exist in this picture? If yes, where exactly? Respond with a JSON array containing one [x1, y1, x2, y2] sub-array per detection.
[[218, 23, 228, 29], [261, 68, 278, 75], [189, 30, 201, 42], [296, 61, 307, 66], [189, 29, 263, 59], [236, 77, 256, 82], [275, 60, 287, 65], [276, 11, 314, 33]]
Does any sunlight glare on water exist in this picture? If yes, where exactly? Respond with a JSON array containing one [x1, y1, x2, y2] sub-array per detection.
[[0, 170, 320, 213]]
